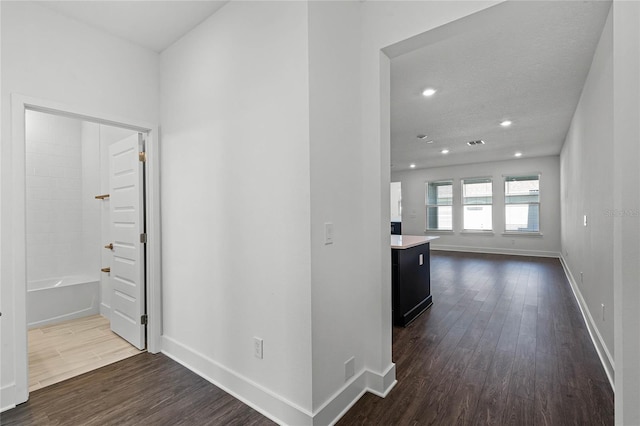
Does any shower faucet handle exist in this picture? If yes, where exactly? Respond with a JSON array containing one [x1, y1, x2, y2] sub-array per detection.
[[104, 243, 114, 250]]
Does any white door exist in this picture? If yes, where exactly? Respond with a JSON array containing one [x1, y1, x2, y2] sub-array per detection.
[[109, 133, 146, 350]]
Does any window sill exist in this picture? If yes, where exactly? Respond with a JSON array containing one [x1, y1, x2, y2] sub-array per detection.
[[424, 229, 454, 234], [502, 232, 543, 237], [460, 230, 494, 235]]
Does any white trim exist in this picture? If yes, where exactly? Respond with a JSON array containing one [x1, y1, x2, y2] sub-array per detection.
[[431, 245, 560, 258], [460, 230, 495, 236], [8, 94, 162, 408], [424, 229, 454, 234], [314, 371, 368, 426], [501, 232, 543, 237], [161, 336, 313, 426], [365, 363, 397, 397], [0, 384, 16, 413], [162, 336, 397, 426], [559, 256, 615, 390]]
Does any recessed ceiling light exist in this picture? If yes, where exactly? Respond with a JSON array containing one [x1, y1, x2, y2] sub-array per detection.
[[467, 140, 485, 146], [500, 120, 512, 127], [514, 152, 523, 157], [422, 88, 437, 97], [417, 134, 428, 139], [425, 140, 434, 144], [441, 149, 449, 154], [410, 163, 416, 168]]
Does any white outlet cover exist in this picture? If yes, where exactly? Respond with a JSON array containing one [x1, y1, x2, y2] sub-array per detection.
[[324, 222, 334, 245], [254, 337, 263, 359]]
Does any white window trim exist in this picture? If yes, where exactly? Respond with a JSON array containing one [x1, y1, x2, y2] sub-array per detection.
[[462, 177, 493, 231], [425, 179, 454, 232], [504, 173, 541, 234]]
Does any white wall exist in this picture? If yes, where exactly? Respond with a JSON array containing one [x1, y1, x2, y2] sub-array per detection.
[[1, 1, 159, 410], [80, 122, 101, 281], [612, 2, 640, 424], [159, 1, 313, 422], [25, 111, 85, 283], [560, 8, 614, 382], [307, 1, 374, 418], [392, 156, 561, 257]]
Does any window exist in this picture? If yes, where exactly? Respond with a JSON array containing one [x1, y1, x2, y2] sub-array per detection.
[[505, 175, 540, 232], [462, 178, 492, 231], [426, 180, 453, 231]]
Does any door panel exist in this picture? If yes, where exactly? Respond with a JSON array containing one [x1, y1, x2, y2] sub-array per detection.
[[108, 133, 146, 350]]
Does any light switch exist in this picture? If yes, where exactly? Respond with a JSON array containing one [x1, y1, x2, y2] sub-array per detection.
[[324, 222, 334, 245], [583, 215, 588, 227]]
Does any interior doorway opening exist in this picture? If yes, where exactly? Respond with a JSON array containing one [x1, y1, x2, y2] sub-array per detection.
[[24, 110, 147, 392]]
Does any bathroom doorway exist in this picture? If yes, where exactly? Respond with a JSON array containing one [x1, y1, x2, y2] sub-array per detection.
[[25, 110, 146, 391]]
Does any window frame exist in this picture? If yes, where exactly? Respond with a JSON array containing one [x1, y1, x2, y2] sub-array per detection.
[[461, 176, 493, 232], [425, 179, 454, 232], [503, 174, 541, 234]]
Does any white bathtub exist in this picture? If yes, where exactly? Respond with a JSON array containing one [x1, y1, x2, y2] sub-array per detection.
[[27, 276, 100, 328]]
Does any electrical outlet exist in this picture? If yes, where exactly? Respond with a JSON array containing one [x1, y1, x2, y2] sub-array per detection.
[[345, 357, 355, 380], [254, 337, 263, 359], [324, 222, 334, 245], [580, 272, 583, 284], [602, 304, 605, 321], [584, 215, 588, 227]]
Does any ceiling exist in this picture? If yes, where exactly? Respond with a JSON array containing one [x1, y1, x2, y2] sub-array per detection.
[[37, 1, 228, 52], [389, 1, 612, 172]]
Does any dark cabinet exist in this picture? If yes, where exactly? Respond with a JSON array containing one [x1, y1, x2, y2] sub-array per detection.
[[392, 242, 433, 327]]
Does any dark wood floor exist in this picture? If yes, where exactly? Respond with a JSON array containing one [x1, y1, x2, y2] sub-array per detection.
[[339, 251, 614, 425], [0, 353, 275, 426], [2, 252, 613, 425]]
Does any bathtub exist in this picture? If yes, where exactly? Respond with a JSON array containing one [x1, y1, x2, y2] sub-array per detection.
[[27, 276, 100, 328]]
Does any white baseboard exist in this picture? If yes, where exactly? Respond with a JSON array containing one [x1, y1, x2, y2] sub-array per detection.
[[1, 383, 16, 413], [27, 305, 99, 329], [162, 335, 313, 425], [314, 363, 396, 426], [161, 336, 397, 425], [431, 244, 560, 258], [559, 256, 615, 390]]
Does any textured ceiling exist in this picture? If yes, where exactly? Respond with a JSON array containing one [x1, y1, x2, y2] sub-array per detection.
[[389, 1, 611, 172], [37, 1, 228, 52]]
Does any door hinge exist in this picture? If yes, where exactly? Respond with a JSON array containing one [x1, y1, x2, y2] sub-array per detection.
[[141, 314, 148, 325], [139, 151, 146, 162], [140, 233, 147, 244]]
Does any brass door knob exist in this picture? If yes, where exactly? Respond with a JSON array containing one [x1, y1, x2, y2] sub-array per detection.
[[101, 267, 111, 273], [105, 243, 114, 250]]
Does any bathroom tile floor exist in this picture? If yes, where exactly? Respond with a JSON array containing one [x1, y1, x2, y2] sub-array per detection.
[[28, 314, 143, 392]]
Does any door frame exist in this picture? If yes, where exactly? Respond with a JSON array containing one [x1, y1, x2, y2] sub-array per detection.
[[10, 94, 162, 404]]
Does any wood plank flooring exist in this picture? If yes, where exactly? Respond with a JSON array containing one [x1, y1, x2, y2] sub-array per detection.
[[2, 252, 613, 425], [28, 315, 142, 392], [338, 251, 614, 425], [1, 352, 274, 426]]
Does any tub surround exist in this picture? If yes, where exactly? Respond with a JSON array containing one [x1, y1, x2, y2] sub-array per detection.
[[391, 235, 439, 327]]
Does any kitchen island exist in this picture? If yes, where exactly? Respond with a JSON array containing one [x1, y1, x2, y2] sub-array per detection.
[[391, 235, 439, 327]]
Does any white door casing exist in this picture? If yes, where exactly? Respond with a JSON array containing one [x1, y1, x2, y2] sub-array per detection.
[[108, 133, 146, 350]]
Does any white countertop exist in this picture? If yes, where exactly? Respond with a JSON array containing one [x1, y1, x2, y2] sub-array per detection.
[[391, 235, 439, 249]]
